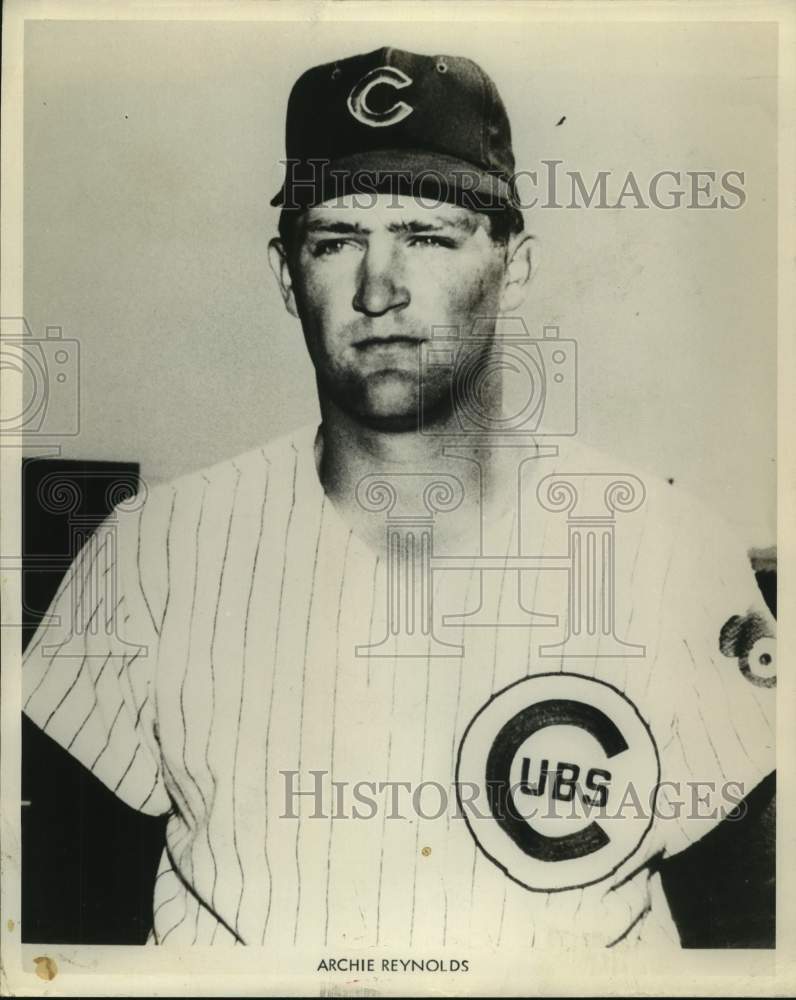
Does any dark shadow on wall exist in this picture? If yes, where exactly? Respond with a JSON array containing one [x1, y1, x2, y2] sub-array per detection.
[[659, 771, 775, 948], [20, 459, 166, 945]]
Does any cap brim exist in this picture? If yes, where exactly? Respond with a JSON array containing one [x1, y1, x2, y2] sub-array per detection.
[[270, 149, 517, 211]]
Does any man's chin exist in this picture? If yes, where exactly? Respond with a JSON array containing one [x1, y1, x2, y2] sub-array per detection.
[[359, 388, 421, 432], [324, 370, 452, 433], [353, 371, 423, 431]]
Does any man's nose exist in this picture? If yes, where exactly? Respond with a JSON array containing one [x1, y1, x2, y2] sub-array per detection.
[[352, 245, 410, 316]]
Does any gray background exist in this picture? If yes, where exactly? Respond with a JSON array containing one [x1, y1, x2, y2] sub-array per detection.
[[23, 19, 777, 545]]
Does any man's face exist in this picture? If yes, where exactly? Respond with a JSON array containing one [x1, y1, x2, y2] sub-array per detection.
[[276, 194, 512, 431]]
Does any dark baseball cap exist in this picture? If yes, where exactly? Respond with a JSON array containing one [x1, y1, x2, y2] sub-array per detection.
[[271, 46, 520, 212]]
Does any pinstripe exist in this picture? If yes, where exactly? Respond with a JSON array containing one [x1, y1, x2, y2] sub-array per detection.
[[104, 595, 125, 635], [205, 464, 242, 927], [374, 636, 398, 947], [642, 536, 676, 700], [193, 889, 205, 946], [446, 560, 479, 835], [620, 502, 650, 691], [524, 507, 553, 676], [701, 631, 755, 759], [496, 883, 507, 946], [322, 528, 354, 947], [408, 653, 432, 947], [159, 489, 177, 633], [136, 504, 160, 637], [365, 557, 379, 689], [442, 561, 481, 943], [160, 831, 197, 944], [692, 685, 728, 782], [42, 652, 91, 732], [79, 595, 105, 638], [66, 653, 112, 751], [292, 497, 327, 944], [138, 769, 162, 812], [153, 887, 182, 917], [468, 574, 509, 925], [113, 743, 141, 793], [260, 447, 299, 946], [133, 692, 149, 731], [177, 482, 211, 826], [116, 648, 142, 680], [159, 886, 190, 943], [89, 699, 125, 771], [232, 454, 270, 938], [489, 510, 516, 694]]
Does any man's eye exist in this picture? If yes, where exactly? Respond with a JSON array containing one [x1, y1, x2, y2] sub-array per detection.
[[408, 235, 456, 249], [311, 239, 360, 258]]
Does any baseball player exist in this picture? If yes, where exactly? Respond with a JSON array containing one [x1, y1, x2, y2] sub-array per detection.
[[22, 47, 775, 951]]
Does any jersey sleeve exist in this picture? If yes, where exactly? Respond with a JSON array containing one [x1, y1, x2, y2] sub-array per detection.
[[22, 488, 172, 816], [655, 497, 775, 858]]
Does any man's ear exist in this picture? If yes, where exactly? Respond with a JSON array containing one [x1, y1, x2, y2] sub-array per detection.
[[268, 238, 299, 318], [499, 234, 536, 313]]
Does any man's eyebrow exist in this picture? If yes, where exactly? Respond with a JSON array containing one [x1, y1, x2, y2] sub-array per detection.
[[387, 216, 478, 234], [304, 220, 371, 235]]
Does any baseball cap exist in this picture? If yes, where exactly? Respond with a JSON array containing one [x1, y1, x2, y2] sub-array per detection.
[[271, 46, 520, 212]]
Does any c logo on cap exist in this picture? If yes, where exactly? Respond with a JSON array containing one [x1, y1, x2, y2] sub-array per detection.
[[347, 66, 414, 128]]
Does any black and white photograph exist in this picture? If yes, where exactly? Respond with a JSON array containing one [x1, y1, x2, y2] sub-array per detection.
[[1, 1, 793, 995]]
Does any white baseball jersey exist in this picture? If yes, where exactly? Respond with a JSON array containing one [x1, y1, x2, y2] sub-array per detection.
[[22, 423, 776, 949]]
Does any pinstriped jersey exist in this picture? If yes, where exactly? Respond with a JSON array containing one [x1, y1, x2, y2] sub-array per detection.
[[22, 423, 775, 948]]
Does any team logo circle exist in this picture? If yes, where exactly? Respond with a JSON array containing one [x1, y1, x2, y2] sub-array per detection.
[[456, 673, 660, 892]]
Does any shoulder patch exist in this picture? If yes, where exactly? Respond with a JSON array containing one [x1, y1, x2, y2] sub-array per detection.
[[719, 612, 776, 688]]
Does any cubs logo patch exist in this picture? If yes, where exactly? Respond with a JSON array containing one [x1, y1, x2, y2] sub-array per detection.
[[456, 673, 660, 892], [719, 612, 776, 688], [347, 66, 414, 128]]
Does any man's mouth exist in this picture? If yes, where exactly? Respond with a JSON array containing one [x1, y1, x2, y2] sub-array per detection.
[[353, 335, 425, 349]]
